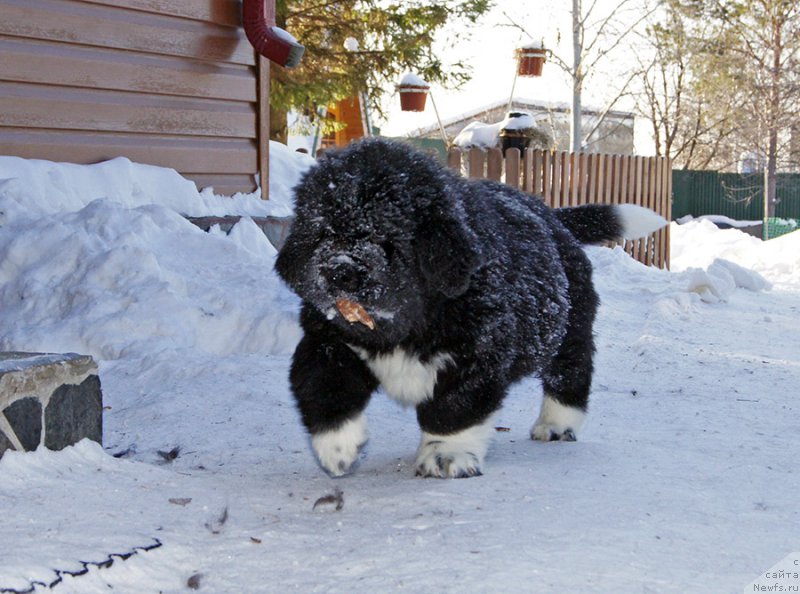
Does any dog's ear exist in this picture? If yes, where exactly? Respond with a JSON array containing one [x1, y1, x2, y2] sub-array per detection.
[[275, 217, 314, 291], [274, 232, 301, 288], [416, 208, 482, 298]]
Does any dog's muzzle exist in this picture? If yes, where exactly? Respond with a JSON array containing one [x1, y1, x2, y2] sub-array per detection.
[[321, 258, 366, 294]]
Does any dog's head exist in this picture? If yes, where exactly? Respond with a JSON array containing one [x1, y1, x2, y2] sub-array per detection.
[[275, 138, 482, 344]]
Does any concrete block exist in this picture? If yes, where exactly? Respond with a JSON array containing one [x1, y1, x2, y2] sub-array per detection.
[[0, 352, 102, 458]]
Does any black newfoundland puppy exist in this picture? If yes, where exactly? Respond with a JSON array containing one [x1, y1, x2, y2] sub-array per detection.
[[276, 138, 665, 478]]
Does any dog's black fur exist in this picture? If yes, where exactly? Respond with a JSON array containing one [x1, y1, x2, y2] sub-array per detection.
[[275, 138, 656, 478]]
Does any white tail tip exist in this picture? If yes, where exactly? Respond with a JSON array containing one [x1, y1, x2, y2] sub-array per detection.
[[616, 204, 668, 240]]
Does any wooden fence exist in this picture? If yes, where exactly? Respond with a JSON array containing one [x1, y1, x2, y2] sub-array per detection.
[[447, 147, 672, 269]]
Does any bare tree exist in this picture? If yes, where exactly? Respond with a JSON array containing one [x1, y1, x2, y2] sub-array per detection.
[[640, 0, 800, 219], [504, 1, 656, 152], [634, 0, 740, 168], [709, 0, 800, 217], [565, 0, 658, 151]]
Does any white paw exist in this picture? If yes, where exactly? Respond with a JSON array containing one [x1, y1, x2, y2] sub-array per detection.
[[311, 414, 368, 476], [416, 444, 483, 478], [531, 396, 586, 442], [415, 419, 495, 479]]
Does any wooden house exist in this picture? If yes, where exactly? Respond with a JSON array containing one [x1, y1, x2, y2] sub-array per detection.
[[0, 0, 271, 195]]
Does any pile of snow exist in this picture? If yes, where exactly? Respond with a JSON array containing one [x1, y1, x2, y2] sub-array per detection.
[[453, 111, 541, 149], [671, 218, 799, 290], [453, 120, 503, 149], [0, 141, 313, 220], [500, 111, 536, 131], [0, 152, 798, 592], [674, 213, 762, 228], [0, 144, 311, 361], [0, 200, 301, 360], [397, 72, 429, 89], [264, 141, 315, 216], [518, 39, 545, 50]]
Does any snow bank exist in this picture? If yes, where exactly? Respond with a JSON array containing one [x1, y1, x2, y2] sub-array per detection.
[[0, 200, 301, 360], [671, 219, 799, 289], [675, 214, 762, 228], [684, 259, 770, 303], [0, 148, 306, 361], [0, 141, 312, 220], [264, 140, 314, 216]]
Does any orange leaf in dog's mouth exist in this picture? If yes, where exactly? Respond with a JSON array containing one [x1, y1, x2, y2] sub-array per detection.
[[335, 298, 375, 330]]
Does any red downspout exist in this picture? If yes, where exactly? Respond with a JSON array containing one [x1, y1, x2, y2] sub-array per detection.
[[243, 0, 304, 69]]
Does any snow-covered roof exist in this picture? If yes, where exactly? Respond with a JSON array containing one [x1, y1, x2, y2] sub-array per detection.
[[407, 97, 634, 138]]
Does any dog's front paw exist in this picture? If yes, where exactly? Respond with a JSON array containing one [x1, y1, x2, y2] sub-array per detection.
[[530, 396, 586, 442], [311, 414, 368, 477], [414, 422, 494, 478], [415, 445, 483, 478], [530, 424, 577, 442]]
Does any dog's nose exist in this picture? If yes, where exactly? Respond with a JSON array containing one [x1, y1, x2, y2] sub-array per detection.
[[324, 262, 362, 293]]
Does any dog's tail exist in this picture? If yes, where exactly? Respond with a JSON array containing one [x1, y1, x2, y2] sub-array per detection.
[[555, 204, 668, 244]]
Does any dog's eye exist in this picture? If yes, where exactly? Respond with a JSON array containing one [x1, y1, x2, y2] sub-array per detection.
[[379, 241, 395, 261]]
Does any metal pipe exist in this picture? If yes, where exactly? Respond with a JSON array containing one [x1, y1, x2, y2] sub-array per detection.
[[428, 92, 449, 146], [243, 0, 304, 68], [507, 68, 518, 113]]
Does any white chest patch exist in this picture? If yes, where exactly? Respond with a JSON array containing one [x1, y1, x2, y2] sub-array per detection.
[[351, 347, 454, 407]]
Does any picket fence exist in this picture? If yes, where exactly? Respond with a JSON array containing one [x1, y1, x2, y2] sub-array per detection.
[[447, 147, 672, 269]]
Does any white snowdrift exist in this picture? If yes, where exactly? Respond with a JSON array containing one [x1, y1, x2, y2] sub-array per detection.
[[453, 111, 544, 149], [0, 200, 302, 360], [0, 141, 313, 219], [671, 218, 799, 289]]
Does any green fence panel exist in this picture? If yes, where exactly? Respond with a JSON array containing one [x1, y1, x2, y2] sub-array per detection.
[[672, 170, 800, 222], [767, 217, 799, 239], [392, 137, 448, 163]]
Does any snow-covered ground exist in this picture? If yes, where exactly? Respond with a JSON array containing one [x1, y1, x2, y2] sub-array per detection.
[[1, 144, 798, 593]]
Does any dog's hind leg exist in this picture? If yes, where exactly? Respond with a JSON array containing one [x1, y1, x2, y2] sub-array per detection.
[[531, 251, 596, 442], [530, 393, 587, 442], [532, 341, 592, 442], [290, 333, 378, 476]]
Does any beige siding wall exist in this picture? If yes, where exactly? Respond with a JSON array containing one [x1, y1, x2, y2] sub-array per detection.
[[0, 0, 268, 195]]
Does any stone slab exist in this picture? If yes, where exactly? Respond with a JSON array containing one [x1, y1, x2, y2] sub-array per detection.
[[0, 352, 102, 457]]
